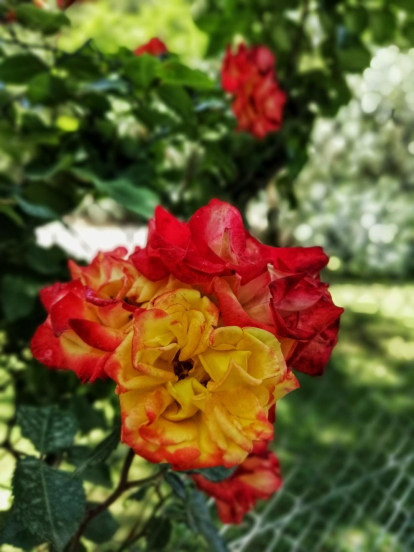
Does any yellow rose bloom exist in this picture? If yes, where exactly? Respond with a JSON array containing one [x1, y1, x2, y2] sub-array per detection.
[[106, 288, 298, 470]]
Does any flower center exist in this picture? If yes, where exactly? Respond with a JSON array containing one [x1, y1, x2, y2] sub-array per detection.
[[172, 354, 194, 381]]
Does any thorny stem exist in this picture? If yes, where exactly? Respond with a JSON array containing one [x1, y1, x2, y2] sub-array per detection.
[[68, 449, 163, 552]]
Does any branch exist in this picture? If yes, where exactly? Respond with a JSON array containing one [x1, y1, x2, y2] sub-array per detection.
[[68, 449, 162, 552]]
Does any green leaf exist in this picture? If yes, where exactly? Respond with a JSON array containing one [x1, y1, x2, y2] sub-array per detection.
[[0, 54, 47, 84], [336, 32, 371, 73], [27, 73, 71, 106], [57, 53, 101, 81], [158, 62, 214, 89], [0, 204, 24, 227], [71, 396, 107, 434], [402, 20, 414, 43], [67, 446, 112, 488], [344, 7, 368, 34], [17, 405, 77, 454], [19, 113, 61, 146], [74, 169, 159, 219], [13, 457, 86, 551], [25, 154, 73, 180], [369, 9, 397, 44], [0, 508, 44, 550], [187, 491, 227, 552], [1, 275, 40, 322], [77, 91, 111, 115], [73, 426, 120, 476], [98, 179, 159, 219], [124, 54, 160, 88], [189, 466, 237, 482], [158, 85, 195, 120], [25, 245, 66, 275], [16, 196, 58, 219], [390, 0, 414, 12], [146, 517, 172, 551], [164, 471, 186, 500], [83, 504, 119, 544], [16, 5, 70, 35]]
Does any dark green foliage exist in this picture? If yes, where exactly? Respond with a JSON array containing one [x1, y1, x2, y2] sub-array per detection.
[[164, 471, 187, 500], [13, 457, 86, 551], [146, 516, 172, 551], [17, 405, 78, 454], [73, 426, 120, 475], [1, 275, 41, 322], [83, 504, 119, 544], [0, 508, 44, 550], [128, 484, 151, 502], [187, 491, 228, 552], [15, 4, 70, 36], [0, 53, 47, 83], [67, 446, 113, 488], [189, 465, 237, 482]]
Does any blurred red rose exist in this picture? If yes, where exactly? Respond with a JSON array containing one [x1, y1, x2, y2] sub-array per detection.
[[233, 73, 286, 139], [2, 10, 17, 24], [221, 44, 275, 94], [221, 43, 286, 139], [134, 37, 167, 57], [193, 441, 282, 524]]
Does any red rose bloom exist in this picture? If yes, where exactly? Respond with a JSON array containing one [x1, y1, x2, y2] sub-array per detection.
[[131, 200, 325, 289], [134, 38, 167, 57], [131, 200, 342, 375], [31, 248, 168, 382], [221, 44, 275, 93], [193, 441, 282, 524], [31, 279, 134, 382], [221, 43, 286, 139]]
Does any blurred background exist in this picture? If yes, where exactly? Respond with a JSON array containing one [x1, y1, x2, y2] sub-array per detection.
[[1, 0, 414, 551]]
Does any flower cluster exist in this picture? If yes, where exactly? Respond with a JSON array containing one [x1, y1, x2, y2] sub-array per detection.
[[221, 44, 286, 139], [32, 200, 342, 519]]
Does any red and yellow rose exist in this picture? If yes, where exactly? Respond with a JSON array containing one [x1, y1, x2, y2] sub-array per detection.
[[106, 288, 297, 469], [31, 200, 342, 472]]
